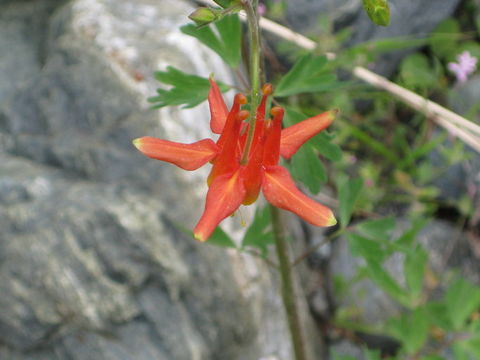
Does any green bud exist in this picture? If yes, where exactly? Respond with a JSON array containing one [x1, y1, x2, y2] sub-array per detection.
[[363, 0, 390, 27], [188, 7, 219, 26]]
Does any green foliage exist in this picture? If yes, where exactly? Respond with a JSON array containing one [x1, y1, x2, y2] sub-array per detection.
[[347, 233, 386, 263], [429, 18, 461, 60], [206, 226, 237, 248], [420, 355, 446, 360], [387, 307, 430, 354], [397, 134, 446, 170], [274, 54, 337, 97], [404, 245, 427, 297], [454, 336, 480, 359], [242, 206, 274, 255], [338, 177, 363, 227], [290, 143, 327, 194], [362, 0, 391, 26], [366, 259, 410, 306], [312, 131, 343, 161], [395, 218, 429, 247], [355, 217, 395, 239], [283, 107, 341, 194], [445, 279, 480, 330], [181, 14, 242, 67], [212, 0, 239, 8], [148, 67, 229, 108], [347, 126, 398, 162], [398, 53, 440, 91], [332, 353, 357, 360], [364, 349, 382, 360]]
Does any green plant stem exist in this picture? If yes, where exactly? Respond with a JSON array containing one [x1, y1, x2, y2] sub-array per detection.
[[240, 0, 260, 165], [270, 205, 308, 360], [241, 3, 307, 357]]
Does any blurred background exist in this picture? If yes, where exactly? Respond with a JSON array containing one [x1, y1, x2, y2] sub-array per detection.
[[0, 0, 479, 359]]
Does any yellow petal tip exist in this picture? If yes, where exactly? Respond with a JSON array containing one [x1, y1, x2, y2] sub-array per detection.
[[132, 138, 142, 149], [326, 215, 337, 227], [193, 232, 206, 242]]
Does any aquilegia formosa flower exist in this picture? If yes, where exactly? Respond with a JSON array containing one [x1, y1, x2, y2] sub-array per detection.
[[133, 79, 337, 241], [448, 51, 478, 84]]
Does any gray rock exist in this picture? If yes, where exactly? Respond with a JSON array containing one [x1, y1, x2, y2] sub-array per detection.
[[0, 0, 301, 358]]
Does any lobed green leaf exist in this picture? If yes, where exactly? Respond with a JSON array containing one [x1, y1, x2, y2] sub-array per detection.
[[355, 217, 396, 240], [338, 177, 363, 227], [445, 279, 480, 330], [181, 14, 241, 67], [274, 54, 337, 97], [148, 67, 229, 108]]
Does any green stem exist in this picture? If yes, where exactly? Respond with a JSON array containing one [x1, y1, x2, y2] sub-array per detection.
[[241, 3, 308, 357], [270, 205, 308, 360], [240, 0, 260, 165]]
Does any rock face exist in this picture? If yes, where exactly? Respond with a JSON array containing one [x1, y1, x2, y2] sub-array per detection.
[[285, 0, 461, 75], [0, 0, 298, 358]]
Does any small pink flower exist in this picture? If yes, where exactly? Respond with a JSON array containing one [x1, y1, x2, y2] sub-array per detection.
[[257, 3, 266, 16], [448, 51, 478, 84]]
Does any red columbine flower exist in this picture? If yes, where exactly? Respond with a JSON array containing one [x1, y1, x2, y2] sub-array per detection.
[[133, 79, 337, 241]]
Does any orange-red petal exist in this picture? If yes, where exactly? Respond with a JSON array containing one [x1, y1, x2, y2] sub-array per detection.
[[280, 110, 336, 159], [194, 169, 246, 241], [263, 107, 284, 166], [133, 137, 219, 171], [208, 109, 248, 185], [208, 78, 229, 134], [262, 165, 337, 227]]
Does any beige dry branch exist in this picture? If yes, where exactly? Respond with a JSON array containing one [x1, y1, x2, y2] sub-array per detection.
[[196, 0, 480, 153]]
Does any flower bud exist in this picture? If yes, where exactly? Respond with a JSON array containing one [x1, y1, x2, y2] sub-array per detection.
[[262, 83, 273, 96], [362, 0, 390, 27], [188, 7, 218, 26], [237, 110, 250, 121]]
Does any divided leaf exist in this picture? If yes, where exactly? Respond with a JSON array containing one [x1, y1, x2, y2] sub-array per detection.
[[311, 131, 343, 161], [181, 14, 242, 67], [387, 307, 430, 354], [356, 217, 396, 240], [404, 245, 427, 297], [347, 233, 385, 263], [366, 259, 408, 305], [338, 177, 363, 227], [274, 54, 337, 97], [289, 143, 327, 194], [429, 18, 461, 60], [445, 279, 480, 330], [283, 107, 339, 194], [148, 67, 229, 108]]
